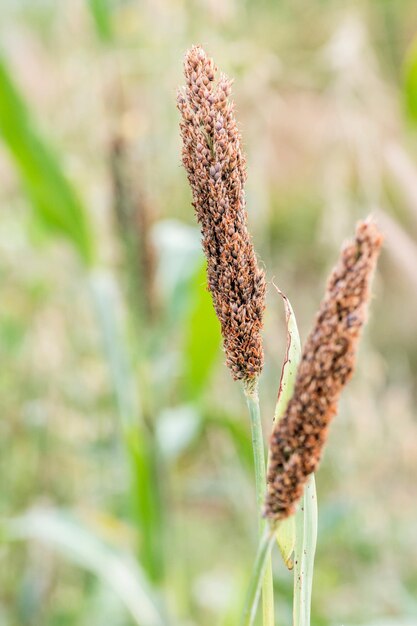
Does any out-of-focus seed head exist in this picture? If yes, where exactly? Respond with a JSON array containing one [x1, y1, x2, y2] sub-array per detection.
[[177, 45, 266, 382], [265, 220, 383, 521]]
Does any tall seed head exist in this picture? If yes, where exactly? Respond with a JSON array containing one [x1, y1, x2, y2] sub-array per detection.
[[177, 45, 266, 383], [265, 220, 383, 521]]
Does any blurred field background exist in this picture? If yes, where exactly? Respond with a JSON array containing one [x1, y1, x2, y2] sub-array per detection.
[[1, 1, 417, 625]]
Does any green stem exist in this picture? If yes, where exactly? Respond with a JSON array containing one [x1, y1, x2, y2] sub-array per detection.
[[293, 474, 318, 626], [244, 383, 275, 626], [242, 528, 276, 626]]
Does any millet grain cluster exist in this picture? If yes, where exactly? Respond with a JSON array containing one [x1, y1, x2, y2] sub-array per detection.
[[265, 220, 383, 521], [177, 45, 266, 382]]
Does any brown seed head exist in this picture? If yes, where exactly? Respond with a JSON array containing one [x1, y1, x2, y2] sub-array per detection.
[[265, 220, 383, 521], [177, 45, 266, 382]]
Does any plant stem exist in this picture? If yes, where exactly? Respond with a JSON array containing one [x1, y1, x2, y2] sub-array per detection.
[[242, 528, 276, 626], [293, 474, 318, 626], [244, 383, 275, 626]]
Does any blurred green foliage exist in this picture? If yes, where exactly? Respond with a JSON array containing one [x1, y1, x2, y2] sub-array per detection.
[[181, 262, 221, 402], [87, 0, 114, 43], [404, 36, 417, 123], [0, 57, 95, 267]]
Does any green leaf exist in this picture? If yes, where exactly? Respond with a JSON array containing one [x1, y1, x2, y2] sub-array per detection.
[[4, 508, 166, 626], [204, 410, 254, 470], [0, 56, 95, 266], [271, 286, 301, 568], [152, 220, 221, 398], [89, 271, 164, 584], [89, 271, 137, 429], [152, 219, 201, 323], [293, 475, 318, 626], [273, 286, 301, 423], [181, 262, 221, 401], [87, 0, 113, 43], [275, 515, 295, 570], [125, 427, 165, 584], [404, 36, 417, 124]]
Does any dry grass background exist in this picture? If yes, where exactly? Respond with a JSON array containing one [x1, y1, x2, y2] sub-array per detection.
[[0, 1, 417, 625]]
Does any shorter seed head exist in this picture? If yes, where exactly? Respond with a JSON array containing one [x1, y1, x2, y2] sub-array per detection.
[[265, 219, 383, 521]]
